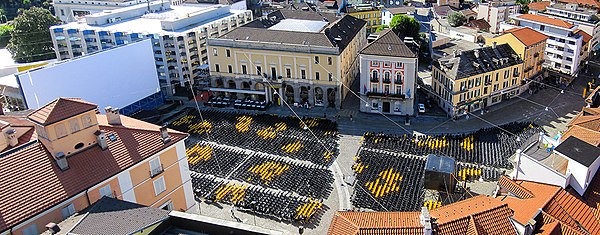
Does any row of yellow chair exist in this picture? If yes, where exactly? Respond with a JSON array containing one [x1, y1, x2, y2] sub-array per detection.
[[248, 161, 290, 184], [456, 168, 482, 181], [352, 162, 368, 174], [460, 135, 475, 151], [187, 144, 213, 165], [365, 168, 404, 198], [235, 115, 252, 133], [282, 141, 304, 153], [214, 183, 248, 203], [295, 199, 323, 221], [323, 151, 334, 160], [424, 200, 442, 210], [188, 121, 212, 134], [300, 118, 320, 129], [171, 115, 196, 126], [414, 137, 449, 149]]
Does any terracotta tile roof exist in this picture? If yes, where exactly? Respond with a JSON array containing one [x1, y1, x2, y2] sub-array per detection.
[[542, 189, 600, 234], [328, 211, 423, 235], [517, 14, 575, 29], [503, 27, 549, 47], [0, 115, 187, 231], [498, 175, 535, 199], [574, 29, 592, 44], [562, 104, 600, 146], [27, 98, 98, 125], [360, 29, 417, 58], [558, 0, 600, 8], [537, 212, 585, 235], [528, 1, 551, 11], [498, 180, 562, 225], [467, 19, 492, 30], [561, 125, 600, 147]]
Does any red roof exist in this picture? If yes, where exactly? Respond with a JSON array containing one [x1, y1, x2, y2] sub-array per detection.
[[517, 14, 575, 29], [574, 29, 592, 44], [528, 1, 551, 11], [328, 195, 517, 235], [558, 0, 600, 8], [27, 98, 98, 125], [562, 99, 600, 146], [504, 27, 549, 47], [498, 175, 535, 199], [0, 115, 187, 231]]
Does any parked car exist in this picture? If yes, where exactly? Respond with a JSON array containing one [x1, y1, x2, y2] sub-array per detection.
[[418, 104, 426, 113]]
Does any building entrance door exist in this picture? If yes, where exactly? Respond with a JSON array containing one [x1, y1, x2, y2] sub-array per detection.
[[383, 102, 390, 113]]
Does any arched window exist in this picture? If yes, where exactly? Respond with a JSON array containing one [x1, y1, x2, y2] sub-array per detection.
[[372, 70, 378, 79], [384, 71, 390, 80], [396, 72, 402, 83]]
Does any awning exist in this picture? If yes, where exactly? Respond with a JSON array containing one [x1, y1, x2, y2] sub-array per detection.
[[207, 88, 266, 95]]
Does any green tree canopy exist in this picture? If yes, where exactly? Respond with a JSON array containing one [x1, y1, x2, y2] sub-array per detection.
[[448, 12, 466, 27], [375, 24, 389, 33], [389, 14, 420, 39], [7, 7, 60, 63], [0, 24, 14, 48]]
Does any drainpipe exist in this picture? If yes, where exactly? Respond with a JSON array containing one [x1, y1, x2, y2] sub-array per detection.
[[514, 149, 522, 180]]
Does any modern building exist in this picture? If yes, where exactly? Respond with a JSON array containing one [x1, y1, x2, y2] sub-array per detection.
[[207, 10, 366, 108], [503, 14, 586, 77], [486, 27, 548, 84], [538, 3, 600, 53], [53, 0, 154, 23], [557, 0, 600, 9], [50, 2, 253, 96], [0, 98, 194, 235], [477, 0, 521, 33], [328, 175, 600, 235], [432, 44, 523, 117], [381, 6, 416, 26], [14, 40, 163, 115], [359, 29, 418, 115], [346, 4, 382, 35]]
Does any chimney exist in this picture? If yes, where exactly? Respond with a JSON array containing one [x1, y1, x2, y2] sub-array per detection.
[[4, 129, 17, 147], [474, 49, 480, 58], [55, 152, 69, 171], [105, 106, 121, 125], [160, 126, 171, 143], [45, 223, 61, 235], [95, 130, 108, 150], [420, 207, 433, 235], [492, 42, 497, 49]]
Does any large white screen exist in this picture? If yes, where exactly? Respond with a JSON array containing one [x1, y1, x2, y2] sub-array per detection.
[[17, 39, 160, 110]]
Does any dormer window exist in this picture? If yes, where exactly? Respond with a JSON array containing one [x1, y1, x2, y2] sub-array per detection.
[[82, 115, 93, 128], [55, 124, 68, 139], [69, 119, 81, 133]]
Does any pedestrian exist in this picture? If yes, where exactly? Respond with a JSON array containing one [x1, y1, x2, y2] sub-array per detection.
[[230, 206, 235, 219], [350, 115, 353, 121], [299, 224, 305, 234]]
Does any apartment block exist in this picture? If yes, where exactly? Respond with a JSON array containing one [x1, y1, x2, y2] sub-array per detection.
[[359, 29, 418, 115], [504, 14, 586, 76], [0, 98, 193, 235], [432, 44, 523, 117], [486, 27, 548, 83], [477, 0, 521, 33], [50, 2, 252, 96], [207, 10, 366, 109], [538, 3, 600, 53], [53, 0, 150, 23], [347, 5, 382, 35]]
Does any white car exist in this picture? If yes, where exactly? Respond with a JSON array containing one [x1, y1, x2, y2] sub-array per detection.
[[418, 104, 426, 113]]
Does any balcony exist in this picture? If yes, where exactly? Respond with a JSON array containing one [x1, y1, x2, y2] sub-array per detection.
[[513, 72, 520, 77], [366, 92, 406, 99], [382, 79, 391, 84], [149, 164, 164, 178], [370, 77, 379, 82], [394, 79, 403, 84]]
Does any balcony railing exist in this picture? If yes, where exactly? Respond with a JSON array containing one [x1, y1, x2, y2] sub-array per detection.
[[370, 77, 379, 82], [150, 164, 164, 178], [366, 92, 406, 99], [382, 79, 391, 84]]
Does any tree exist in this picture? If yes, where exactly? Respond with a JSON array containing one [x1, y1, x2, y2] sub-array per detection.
[[7, 7, 60, 63], [0, 24, 13, 48], [448, 12, 466, 27], [389, 14, 420, 39], [375, 24, 389, 32]]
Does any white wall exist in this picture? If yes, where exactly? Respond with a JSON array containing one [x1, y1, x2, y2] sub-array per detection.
[[513, 152, 569, 188], [17, 39, 159, 111], [566, 153, 600, 196]]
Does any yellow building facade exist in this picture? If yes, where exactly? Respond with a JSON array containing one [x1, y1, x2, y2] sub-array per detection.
[[207, 10, 366, 108], [432, 44, 524, 117], [485, 27, 547, 82], [347, 6, 382, 34]]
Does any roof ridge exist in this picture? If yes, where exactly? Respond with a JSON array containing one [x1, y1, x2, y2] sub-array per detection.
[[467, 215, 480, 235], [498, 176, 536, 199]]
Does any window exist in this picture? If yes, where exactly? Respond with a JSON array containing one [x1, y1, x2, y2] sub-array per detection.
[[226, 49, 230, 57], [383, 61, 391, 67], [371, 84, 378, 92], [256, 66, 262, 75], [396, 62, 402, 68], [82, 115, 93, 128], [99, 184, 113, 198], [301, 69, 306, 79], [316, 72, 320, 80], [384, 85, 390, 93], [372, 70, 378, 79], [286, 68, 291, 78], [215, 64, 220, 72], [315, 56, 319, 64], [60, 9, 65, 16], [228, 65, 232, 73], [328, 57, 332, 65], [153, 176, 167, 196], [396, 72, 402, 82], [55, 124, 68, 138], [328, 73, 333, 81], [384, 72, 390, 80], [271, 67, 277, 79], [150, 157, 163, 177], [396, 85, 402, 94], [371, 61, 379, 66], [61, 204, 76, 219], [540, 25, 545, 31], [160, 200, 174, 211], [23, 224, 39, 235], [212, 48, 218, 56], [242, 65, 247, 74]]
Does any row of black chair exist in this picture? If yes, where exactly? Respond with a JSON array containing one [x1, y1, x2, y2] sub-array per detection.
[[186, 140, 251, 178]]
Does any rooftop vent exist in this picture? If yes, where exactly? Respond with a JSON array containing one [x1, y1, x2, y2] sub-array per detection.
[[388, 45, 392, 51], [474, 49, 480, 58], [55, 152, 69, 171]]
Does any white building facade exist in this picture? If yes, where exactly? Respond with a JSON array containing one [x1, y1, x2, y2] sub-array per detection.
[[359, 30, 418, 115], [50, 2, 252, 96], [539, 3, 600, 53], [477, 0, 521, 33]]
